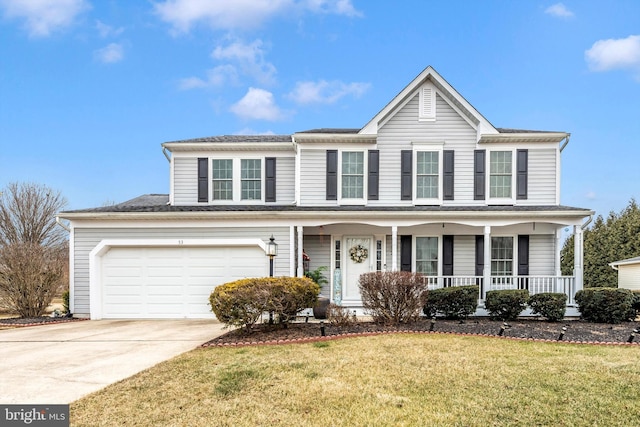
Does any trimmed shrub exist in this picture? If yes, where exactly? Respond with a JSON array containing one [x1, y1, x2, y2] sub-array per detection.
[[209, 277, 320, 330], [528, 292, 567, 322], [632, 290, 640, 318], [423, 285, 479, 319], [484, 289, 529, 321], [358, 271, 428, 324], [575, 287, 636, 324]]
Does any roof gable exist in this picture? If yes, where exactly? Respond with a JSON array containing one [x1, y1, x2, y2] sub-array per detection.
[[359, 66, 498, 138]]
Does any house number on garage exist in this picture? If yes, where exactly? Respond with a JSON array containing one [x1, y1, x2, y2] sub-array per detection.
[[178, 240, 183, 245]]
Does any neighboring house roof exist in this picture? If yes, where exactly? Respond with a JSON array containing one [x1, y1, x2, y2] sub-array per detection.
[[164, 135, 293, 143], [296, 128, 361, 134], [609, 256, 640, 269]]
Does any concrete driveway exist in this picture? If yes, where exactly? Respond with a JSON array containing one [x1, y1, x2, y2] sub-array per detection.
[[0, 319, 226, 404]]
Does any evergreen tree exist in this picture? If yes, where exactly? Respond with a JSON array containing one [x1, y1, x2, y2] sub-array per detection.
[[561, 199, 640, 287]]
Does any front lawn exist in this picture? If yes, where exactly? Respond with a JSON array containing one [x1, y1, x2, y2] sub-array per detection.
[[71, 334, 640, 426]]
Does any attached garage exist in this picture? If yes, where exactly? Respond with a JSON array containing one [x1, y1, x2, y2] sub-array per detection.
[[610, 256, 640, 291], [89, 239, 268, 319]]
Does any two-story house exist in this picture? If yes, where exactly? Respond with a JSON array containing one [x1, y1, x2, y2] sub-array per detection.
[[59, 66, 593, 319]]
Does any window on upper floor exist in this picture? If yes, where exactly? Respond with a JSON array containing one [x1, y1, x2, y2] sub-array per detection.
[[241, 159, 262, 200], [489, 151, 512, 198], [212, 159, 233, 201], [341, 151, 364, 199], [416, 151, 439, 199]]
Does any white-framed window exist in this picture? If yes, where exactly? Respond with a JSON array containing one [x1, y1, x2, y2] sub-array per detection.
[[241, 159, 262, 200], [416, 237, 438, 276], [340, 151, 366, 203], [489, 151, 513, 199], [491, 236, 513, 276], [210, 157, 263, 203], [212, 159, 233, 201], [416, 151, 439, 199]]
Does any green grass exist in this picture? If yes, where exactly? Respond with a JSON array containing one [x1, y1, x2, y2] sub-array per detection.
[[71, 334, 640, 426]]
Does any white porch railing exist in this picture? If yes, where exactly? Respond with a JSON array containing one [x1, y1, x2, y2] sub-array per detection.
[[421, 275, 577, 305]]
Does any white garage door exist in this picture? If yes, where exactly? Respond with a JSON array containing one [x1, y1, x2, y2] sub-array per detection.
[[101, 246, 266, 319]]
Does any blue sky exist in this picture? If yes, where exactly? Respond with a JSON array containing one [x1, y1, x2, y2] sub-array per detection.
[[1, 1, 639, 221]]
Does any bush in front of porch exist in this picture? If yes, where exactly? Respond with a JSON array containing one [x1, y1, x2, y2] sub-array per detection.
[[485, 290, 529, 321], [423, 285, 479, 320], [358, 271, 428, 325], [575, 287, 636, 324], [528, 292, 567, 322]]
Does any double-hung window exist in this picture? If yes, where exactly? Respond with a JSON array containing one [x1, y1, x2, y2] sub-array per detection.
[[416, 151, 439, 199], [489, 151, 512, 199], [241, 159, 262, 200], [212, 159, 233, 201], [491, 237, 513, 276], [341, 151, 364, 200], [416, 237, 438, 276]]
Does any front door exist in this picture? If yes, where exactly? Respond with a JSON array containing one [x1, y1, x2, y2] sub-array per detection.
[[342, 236, 373, 303]]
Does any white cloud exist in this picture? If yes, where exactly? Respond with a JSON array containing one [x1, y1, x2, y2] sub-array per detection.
[[544, 3, 574, 18], [212, 38, 276, 85], [304, 0, 362, 17], [95, 20, 124, 38], [230, 88, 285, 121], [0, 0, 89, 37], [288, 80, 370, 104], [94, 43, 124, 64], [153, 0, 292, 33], [178, 64, 238, 90], [586, 191, 597, 200], [153, 0, 361, 33], [585, 35, 640, 75]]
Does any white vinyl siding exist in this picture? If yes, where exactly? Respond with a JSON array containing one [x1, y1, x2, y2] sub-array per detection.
[[302, 235, 332, 296], [276, 157, 295, 204], [453, 235, 476, 276], [72, 227, 290, 317], [619, 264, 640, 290], [529, 234, 555, 276], [522, 149, 557, 205], [375, 93, 477, 206], [173, 157, 198, 204], [299, 149, 335, 206]]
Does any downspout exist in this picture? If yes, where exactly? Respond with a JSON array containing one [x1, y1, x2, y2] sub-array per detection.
[[162, 147, 171, 162], [581, 214, 593, 230], [560, 134, 570, 152]]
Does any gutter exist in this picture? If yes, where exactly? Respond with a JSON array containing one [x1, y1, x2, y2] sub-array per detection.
[[56, 216, 71, 232]]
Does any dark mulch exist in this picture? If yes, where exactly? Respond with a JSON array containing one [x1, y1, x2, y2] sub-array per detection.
[[0, 316, 83, 327], [204, 318, 640, 347]]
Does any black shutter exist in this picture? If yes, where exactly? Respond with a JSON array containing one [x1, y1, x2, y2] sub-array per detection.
[[518, 235, 529, 276], [400, 235, 412, 272], [443, 235, 454, 276], [443, 150, 454, 200], [474, 150, 485, 200], [265, 157, 276, 202], [401, 150, 412, 201], [197, 158, 208, 202], [516, 149, 528, 200], [475, 235, 484, 276], [326, 150, 338, 200], [368, 150, 379, 200]]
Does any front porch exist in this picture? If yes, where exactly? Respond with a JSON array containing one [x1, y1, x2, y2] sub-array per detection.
[[289, 218, 588, 317]]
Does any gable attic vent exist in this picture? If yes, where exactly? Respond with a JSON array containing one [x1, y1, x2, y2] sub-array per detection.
[[419, 85, 436, 121]]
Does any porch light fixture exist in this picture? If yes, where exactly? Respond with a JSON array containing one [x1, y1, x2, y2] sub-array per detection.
[[266, 235, 278, 277]]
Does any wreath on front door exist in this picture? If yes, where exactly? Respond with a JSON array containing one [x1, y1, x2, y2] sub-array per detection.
[[349, 244, 369, 263]]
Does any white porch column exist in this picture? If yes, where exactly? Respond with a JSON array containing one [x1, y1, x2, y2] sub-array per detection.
[[289, 226, 295, 277], [391, 226, 398, 271], [574, 226, 584, 293], [483, 226, 491, 299], [297, 226, 304, 277], [554, 228, 562, 277]]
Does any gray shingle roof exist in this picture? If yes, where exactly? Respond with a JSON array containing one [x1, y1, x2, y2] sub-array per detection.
[[496, 128, 565, 134], [296, 128, 361, 134], [62, 194, 591, 214]]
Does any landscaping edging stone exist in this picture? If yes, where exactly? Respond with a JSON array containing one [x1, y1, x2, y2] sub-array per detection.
[[0, 317, 88, 328]]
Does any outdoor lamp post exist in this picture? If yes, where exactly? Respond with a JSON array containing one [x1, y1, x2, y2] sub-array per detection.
[[266, 235, 278, 277]]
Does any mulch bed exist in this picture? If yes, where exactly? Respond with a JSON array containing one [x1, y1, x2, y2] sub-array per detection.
[[203, 318, 640, 347], [0, 316, 86, 327]]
